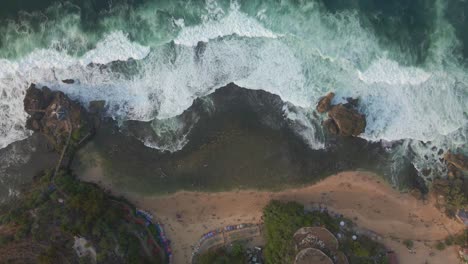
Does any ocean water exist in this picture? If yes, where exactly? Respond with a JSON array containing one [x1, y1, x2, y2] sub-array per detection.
[[0, 0, 467, 184]]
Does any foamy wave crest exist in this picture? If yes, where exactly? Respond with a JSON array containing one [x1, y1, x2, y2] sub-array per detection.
[[174, 3, 278, 46], [0, 0, 467, 181], [358, 58, 431, 85], [358, 69, 467, 143], [0, 31, 150, 149], [81, 31, 150, 65]]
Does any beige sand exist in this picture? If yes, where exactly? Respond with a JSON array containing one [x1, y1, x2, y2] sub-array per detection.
[[80, 171, 465, 264]]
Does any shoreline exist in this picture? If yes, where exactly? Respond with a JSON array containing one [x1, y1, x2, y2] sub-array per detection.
[[78, 170, 465, 264]]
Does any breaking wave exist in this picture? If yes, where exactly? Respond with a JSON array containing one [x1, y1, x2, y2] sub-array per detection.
[[0, 0, 466, 181]]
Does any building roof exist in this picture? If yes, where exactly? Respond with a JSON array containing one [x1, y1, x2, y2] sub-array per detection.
[[293, 227, 339, 251], [295, 248, 334, 264]]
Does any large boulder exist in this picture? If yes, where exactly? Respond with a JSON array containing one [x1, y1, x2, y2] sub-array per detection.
[[316, 93, 366, 137], [322, 119, 339, 135], [23, 84, 94, 151], [23, 84, 52, 120], [326, 104, 366, 136], [316, 92, 335, 113], [444, 151, 468, 172]]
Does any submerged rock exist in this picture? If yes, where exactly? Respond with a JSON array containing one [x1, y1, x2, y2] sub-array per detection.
[[316, 92, 335, 113], [23, 84, 94, 151], [88, 100, 106, 114]]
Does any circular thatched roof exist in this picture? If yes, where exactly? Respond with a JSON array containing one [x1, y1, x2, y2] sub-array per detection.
[[294, 248, 334, 264], [293, 227, 339, 251]]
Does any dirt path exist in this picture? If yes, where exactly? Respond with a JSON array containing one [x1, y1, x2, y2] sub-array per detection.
[[79, 171, 465, 264]]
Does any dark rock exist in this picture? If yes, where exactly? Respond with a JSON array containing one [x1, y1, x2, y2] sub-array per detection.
[[344, 97, 359, 108], [327, 104, 366, 136], [444, 151, 468, 172], [447, 164, 461, 178], [62, 79, 75, 84], [322, 119, 338, 135], [89, 100, 106, 114], [26, 118, 41, 132], [316, 92, 335, 113], [23, 84, 94, 151], [421, 168, 431, 177], [88, 100, 106, 129], [195, 41, 207, 60], [316, 93, 366, 137], [23, 84, 47, 119]]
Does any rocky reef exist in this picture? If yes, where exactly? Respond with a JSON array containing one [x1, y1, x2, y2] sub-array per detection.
[[0, 84, 168, 263], [445, 151, 468, 177], [316, 92, 366, 137], [316, 92, 335, 114], [23, 84, 96, 151]]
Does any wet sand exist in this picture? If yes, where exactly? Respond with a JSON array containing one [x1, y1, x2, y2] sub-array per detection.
[[79, 170, 465, 264], [73, 86, 425, 197]]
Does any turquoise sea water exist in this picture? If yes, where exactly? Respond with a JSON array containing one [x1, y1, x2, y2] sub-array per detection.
[[0, 0, 466, 185]]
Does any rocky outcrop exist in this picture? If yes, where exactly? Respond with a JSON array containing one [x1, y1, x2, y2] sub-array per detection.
[[444, 151, 468, 179], [23, 84, 94, 151], [62, 79, 75, 84], [327, 104, 366, 137], [444, 151, 468, 172], [316, 93, 366, 137], [316, 92, 335, 113], [322, 119, 339, 135]]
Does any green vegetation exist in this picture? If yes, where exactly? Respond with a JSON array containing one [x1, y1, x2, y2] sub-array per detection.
[[403, 239, 414, 249], [0, 170, 166, 263], [454, 230, 468, 246], [262, 200, 388, 264], [445, 235, 455, 246], [197, 245, 246, 264], [340, 232, 389, 264], [37, 246, 61, 264], [263, 201, 313, 263], [433, 234, 467, 251], [435, 241, 446, 251], [0, 234, 13, 246], [432, 177, 467, 217]]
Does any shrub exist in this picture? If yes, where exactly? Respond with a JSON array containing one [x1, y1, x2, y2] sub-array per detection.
[[263, 201, 313, 264], [0, 235, 13, 246], [197, 248, 245, 264], [231, 242, 244, 257], [403, 239, 414, 249], [435, 241, 446, 251], [445, 235, 454, 246]]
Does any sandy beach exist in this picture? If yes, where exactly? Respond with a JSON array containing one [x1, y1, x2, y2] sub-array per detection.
[[80, 170, 465, 264]]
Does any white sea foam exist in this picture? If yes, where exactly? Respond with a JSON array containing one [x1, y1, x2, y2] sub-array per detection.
[[0, 31, 150, 149], [0, 141, 31, 201], [174, 4, 278, 46], [358, 58, 431, 85], [282, 104, 325, 149], [81, 31, 150, 65]]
